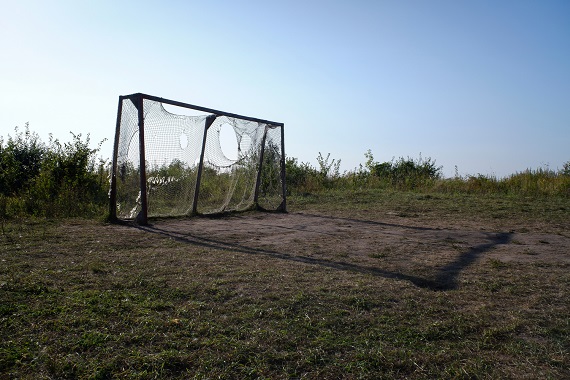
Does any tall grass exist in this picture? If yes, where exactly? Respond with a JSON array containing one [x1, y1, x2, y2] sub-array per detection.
[[434, 169, 570, 196], [286, 150, 570, 198], [1, 125, 568, 222]]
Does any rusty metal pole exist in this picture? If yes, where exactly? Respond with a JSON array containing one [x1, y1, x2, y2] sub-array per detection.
[[109, 96, 124, 221], [192, 115, 216, 215], [253, 124, 269, 208], [137, 94, 148, 225], [280, 124, 287, 212]]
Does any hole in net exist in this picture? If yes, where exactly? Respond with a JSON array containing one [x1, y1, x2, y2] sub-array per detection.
[[162, 103, 211, 117], [179, 133, 189, 149], [219, 123, 238, 161]]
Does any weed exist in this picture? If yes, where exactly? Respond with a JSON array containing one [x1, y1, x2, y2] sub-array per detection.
[[489, 258, 507, 269]]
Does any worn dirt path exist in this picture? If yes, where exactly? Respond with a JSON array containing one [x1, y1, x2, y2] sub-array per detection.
[[138, 211, 570, 290]]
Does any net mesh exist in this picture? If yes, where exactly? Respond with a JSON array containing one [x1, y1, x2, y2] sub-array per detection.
[[114, 97, 284, 219]]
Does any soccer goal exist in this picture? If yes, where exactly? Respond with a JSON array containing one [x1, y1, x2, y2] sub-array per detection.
[[109, 93, 286, 224]]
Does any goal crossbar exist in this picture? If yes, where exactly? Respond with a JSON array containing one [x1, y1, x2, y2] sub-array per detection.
[[123, 93, 284, 127]]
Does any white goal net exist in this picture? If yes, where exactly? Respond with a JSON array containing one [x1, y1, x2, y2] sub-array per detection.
[[109, 93, 285, 223]]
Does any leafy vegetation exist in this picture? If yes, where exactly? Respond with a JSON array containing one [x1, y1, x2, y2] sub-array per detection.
[[0, 125, 568, 222], [285, 150, 569, 197], [0, 125, 107, 219]]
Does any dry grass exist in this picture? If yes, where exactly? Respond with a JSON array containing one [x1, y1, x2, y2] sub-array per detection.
[[1, 190, 569, 379]]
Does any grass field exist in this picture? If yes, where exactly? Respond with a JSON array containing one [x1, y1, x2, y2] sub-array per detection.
[[1, 189, 569, 379]]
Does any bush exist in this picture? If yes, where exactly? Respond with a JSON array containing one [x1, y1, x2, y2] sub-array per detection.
[[285, 157, 318, 194], [0, 124, 45, 196], [285, 153, 342, 194], [0, 126, 108, 218], [363, 150, 442, 190]]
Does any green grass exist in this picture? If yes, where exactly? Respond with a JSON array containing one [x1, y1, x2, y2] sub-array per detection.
[[290, 189, 569, 232], [1, 190, 569, 379]]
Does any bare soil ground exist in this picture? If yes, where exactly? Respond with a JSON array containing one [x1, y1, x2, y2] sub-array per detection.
[[141, 210, 570, 291]]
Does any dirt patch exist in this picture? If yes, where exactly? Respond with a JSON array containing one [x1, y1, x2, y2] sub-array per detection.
[[138, 211, 570, 290]]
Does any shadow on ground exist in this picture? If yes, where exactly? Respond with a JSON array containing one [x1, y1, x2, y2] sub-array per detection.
[[134, 213, 512, 291]]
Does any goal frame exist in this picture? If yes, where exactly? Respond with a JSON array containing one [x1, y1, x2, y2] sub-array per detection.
[[108, 93, 286, 224]]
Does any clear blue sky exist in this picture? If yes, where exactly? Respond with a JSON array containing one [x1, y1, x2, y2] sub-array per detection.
[[1, 0, 569, 177]]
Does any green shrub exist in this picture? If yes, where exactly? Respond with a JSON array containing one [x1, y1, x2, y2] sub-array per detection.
[[285, 153, 342, 194], [285, 157, 318, 194], [362, 150, 442, 190], [0, 126, 108, 218], [0, 123, 46, 196]]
